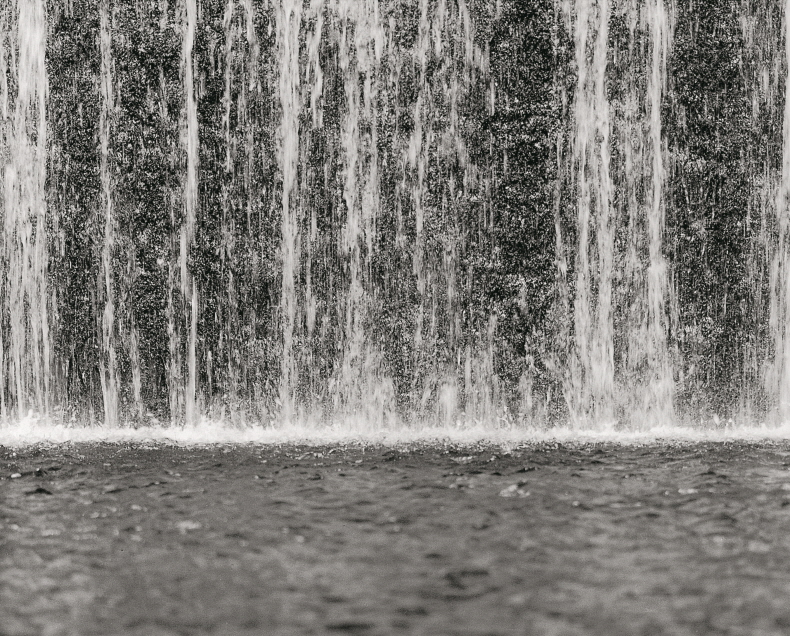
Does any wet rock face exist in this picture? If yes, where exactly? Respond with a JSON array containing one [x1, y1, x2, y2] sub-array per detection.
[[0, 0, 784, 426]]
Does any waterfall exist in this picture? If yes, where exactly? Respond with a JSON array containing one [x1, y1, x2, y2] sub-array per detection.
[[770, 0, 790, 420], [1, 0, 788, 430], [568, 0, 615, 423], [335, 0, 385, 417], [276, 0, 303, 423], [182, 0, 199, 424], [561, 0, 674, 425], [643, 0, 673, 424], [99, 0, 117, 426], [3, 0, 50, 420]]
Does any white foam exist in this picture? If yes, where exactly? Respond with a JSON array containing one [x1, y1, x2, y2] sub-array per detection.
[[2, 413, 790, 447]]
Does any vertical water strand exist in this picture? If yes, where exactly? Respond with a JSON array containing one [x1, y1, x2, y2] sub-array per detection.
[[335, 0, 386, 421], [408, 0, 431, 412], [770, 0, 790, 420], [761, 0, 781, 419], [0, 5, 9, 418], [360, 0, 388, 422], [570, 0, 615, 423], [742, 0, 780, 418], [591, 0, 614, 423], [28, 0, 49, 418], [276, 0, 303, 422], [438, 0, 460, 422], [337, 0, 363, 413], [220, 0, 237, 408], [570, 0, 592, 421], [336, 0, 367, 414], [5, 0, 49, 418], [304, 0, 323, 406], [553, 0, 573, 418], [98, 0, 118, 427], [567, 0, 619, 424], [127, 247, 143, 419], [241, 0, 260, 409], [182, 0, 199, 423], [645, 0, 674, 422], [619, 0, 646, 415]]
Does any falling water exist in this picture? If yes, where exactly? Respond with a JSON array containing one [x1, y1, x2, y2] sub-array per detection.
[[98, 0, 117, 427], [770, 0, 790, 419], [4, 0, 790, 430], [643, 0, 674, 423], [219, 0, 236, 404], [561, 0, 675, 425], [182, 0, 199, 424], [568, 0, 616, 423], [619, 0, 675, 423], [276, 0, 302, 423], [216, 0, 260, 417], [335, 0, 385, 416], [739, 0, 778, 419], [408, 0, 431, 411], [3, 0, 49, 420], [404, 0, 490, 422]]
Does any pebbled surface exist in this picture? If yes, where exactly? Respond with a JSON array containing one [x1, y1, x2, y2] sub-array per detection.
[[2, 440, 790, 635]]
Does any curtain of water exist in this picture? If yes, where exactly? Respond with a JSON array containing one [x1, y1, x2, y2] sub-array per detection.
[[0, 5, 9, 420], [563, 0, 674, 425], [303, 0, 322, 404], [215, 0, 261, 418], [98, 0, 118, 427], [220, 0, 237, 405], [643, 0, 674, 422], [4, 0, 49, 420], [182, 0, 199, 424], [569, 0, 615, 423], [276, 0, 303, 423], [13, 0, 769, 428], [408, 0, 431, 412], [770, 0, 790, 420], [739, 0, 777, 418], [335, 0, 386, 418]]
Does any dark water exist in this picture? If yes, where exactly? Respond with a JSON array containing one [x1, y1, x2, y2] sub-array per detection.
[[4, 441, 790, 634]]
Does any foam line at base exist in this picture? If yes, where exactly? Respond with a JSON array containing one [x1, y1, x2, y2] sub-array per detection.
[[2, 415, 790, 447]]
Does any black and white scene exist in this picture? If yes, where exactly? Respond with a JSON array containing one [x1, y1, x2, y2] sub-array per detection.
[[3, 0, 790, 633]]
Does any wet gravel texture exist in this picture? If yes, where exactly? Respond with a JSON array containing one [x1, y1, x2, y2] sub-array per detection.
[[2, 440, 790, 635]]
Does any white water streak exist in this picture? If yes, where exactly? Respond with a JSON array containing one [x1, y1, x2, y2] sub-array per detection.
[[645, 0, 674, 422], [182, 0, 199, 424], [99, 0, 117, 427], [277, 0, 303, 422], [4, 0, 49, 419]]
